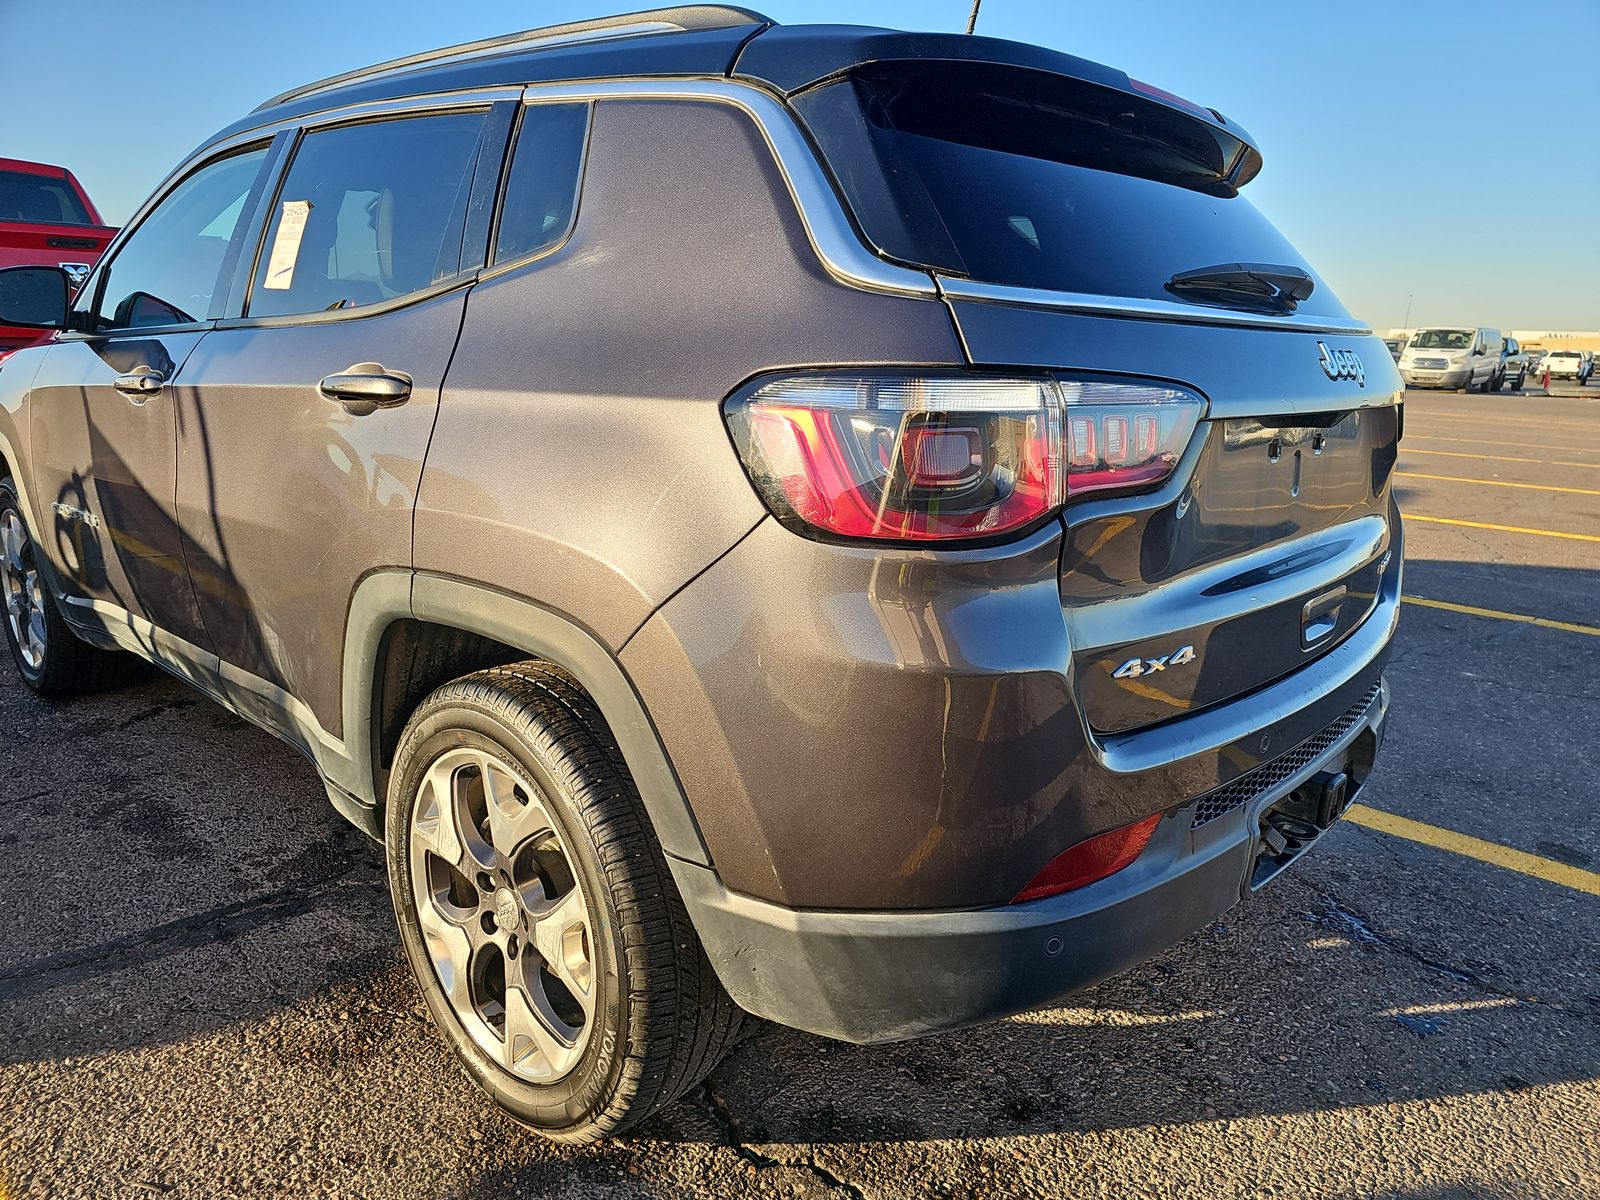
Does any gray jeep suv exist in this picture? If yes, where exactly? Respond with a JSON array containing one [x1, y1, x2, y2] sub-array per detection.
[[0, 5, 1402, 1142]]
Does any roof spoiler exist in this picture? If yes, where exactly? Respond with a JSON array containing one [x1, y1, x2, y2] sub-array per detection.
[[734, 25, 1262, 185]]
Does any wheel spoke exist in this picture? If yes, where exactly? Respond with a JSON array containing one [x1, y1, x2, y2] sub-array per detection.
[[480, 753, 549, 855], [414, 758, 476, 874], [415, 890, 476, 1013], [503, 976, 577, 1078], [529, 887, 594, 1015]]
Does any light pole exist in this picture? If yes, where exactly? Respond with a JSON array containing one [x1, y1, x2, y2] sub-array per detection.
[[1401, 293, 1413, 332]]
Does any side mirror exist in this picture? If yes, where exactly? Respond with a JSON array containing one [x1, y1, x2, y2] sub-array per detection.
[[0, 265, 70, 330]]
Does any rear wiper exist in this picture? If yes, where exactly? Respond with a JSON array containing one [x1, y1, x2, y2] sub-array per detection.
[[1166, 262, 1315, 312]]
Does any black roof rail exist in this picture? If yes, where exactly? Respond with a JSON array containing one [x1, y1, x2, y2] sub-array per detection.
[[253, 5, 774, 112]]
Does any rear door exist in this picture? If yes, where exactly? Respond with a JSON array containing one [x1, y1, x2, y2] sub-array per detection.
[[175, 100, 509, 739]]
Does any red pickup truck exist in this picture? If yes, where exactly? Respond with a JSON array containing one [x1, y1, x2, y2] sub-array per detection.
[[0, 158, 117, 354]]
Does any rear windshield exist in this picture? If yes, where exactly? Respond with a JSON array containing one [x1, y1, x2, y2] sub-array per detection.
[[793, 62, 1349, 319], [0, 169, 92, 225]]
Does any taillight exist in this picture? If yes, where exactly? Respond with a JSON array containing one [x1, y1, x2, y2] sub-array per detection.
[[725, 373, 1203, 544], [1011, 814, 1162, 904]]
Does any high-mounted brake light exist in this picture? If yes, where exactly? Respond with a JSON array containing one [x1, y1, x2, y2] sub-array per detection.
[[1128, 77, 1214, 120], [725, 373, 1204, 544], [1011, 814, 1162, 904]]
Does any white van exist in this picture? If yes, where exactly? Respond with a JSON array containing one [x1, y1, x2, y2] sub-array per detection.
[[1399, 327, 1503, 392]]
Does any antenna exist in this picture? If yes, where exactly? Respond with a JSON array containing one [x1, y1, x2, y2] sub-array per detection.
[[966, 0, 981, 34]]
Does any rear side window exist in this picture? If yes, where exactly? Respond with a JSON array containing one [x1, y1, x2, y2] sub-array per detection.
[[794, 62, 1350, 319], [248, 110, 485, 319], [492, 102, 589, 265], [0, 169, 92, 225]]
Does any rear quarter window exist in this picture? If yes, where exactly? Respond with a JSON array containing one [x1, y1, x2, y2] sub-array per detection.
[[492, 102, 589, 266]]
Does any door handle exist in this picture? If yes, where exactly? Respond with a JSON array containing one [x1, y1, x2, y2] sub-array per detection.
[[317, 363, 412, 416], [112, 368, 164, 400]]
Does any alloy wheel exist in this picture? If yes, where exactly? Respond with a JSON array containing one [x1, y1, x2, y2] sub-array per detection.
[[0, 510, 46, 672], [408, 746, 597, 1082]]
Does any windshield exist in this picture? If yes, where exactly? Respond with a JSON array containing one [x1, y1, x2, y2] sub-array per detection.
[[1410, 329, 1475, 350], [793, 62, 1349, 318], [0, 169, 93, 225]]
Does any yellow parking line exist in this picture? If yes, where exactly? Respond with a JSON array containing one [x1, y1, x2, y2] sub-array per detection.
[[1403, 595, 1600, 638], [1345, 804, 1600, 897], [1406, 433, 1600, 455], [1403, 447, 1600, 470], [1403, 514, 1600, 543], [1395, 471, 1600, 497]]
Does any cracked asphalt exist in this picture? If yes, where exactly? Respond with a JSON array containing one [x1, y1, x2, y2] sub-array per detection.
[[2, 386, 1597, 1199]]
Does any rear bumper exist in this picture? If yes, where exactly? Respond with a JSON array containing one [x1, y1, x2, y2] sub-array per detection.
[[674, 676, 1390, 1043]]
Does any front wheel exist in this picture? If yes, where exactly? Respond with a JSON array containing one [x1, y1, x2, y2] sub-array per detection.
[[386, 661, 741, 1143], [0, 477, 139, 698]]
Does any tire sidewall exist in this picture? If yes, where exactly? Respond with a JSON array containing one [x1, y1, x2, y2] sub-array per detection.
[[385, 701, 631, 1135], [0, 479, 47, 689]]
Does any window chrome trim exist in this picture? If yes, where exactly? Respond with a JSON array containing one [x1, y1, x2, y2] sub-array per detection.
[[519, 78, 939, 300], [181, 76, 1377, 329], [938, 276, 1374, 336]]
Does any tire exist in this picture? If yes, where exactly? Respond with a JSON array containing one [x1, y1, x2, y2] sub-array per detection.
[[0, 477, 141, 699], [386, 661, 741, 1143]]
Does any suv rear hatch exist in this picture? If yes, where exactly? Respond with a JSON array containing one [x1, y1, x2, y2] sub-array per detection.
[[793, 58, 1403, 734]]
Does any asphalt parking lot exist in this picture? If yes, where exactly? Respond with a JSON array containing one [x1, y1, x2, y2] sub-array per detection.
[[2, 384, 1597, 1200]]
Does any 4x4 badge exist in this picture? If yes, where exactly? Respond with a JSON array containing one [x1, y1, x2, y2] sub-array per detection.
[[1112, 645, 1196, 679], [1317, 341, 1365, 387]]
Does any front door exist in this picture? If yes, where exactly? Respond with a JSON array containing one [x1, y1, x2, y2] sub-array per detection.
[[175, 107, 491, 739], [28, 145, 272, 647]]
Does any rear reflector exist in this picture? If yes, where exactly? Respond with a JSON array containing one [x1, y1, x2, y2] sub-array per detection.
[[726, 373, 1204, 545], [1011, 814, 1162, 903]]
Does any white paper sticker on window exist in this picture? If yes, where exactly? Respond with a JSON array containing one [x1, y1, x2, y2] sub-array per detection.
[[262, 200, 313, 290]]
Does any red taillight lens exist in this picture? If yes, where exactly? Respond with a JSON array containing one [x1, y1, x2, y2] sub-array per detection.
[[1059, 379, 1204, 501], [727, 374, 1204, 544], [1011, 814, 1162, 904]]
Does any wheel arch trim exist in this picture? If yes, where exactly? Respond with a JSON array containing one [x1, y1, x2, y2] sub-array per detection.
[[345, 570, 712, 866]]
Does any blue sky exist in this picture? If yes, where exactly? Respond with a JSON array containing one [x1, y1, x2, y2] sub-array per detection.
[[3, 1, 1595, 330]]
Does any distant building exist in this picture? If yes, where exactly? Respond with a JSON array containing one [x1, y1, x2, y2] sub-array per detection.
[[1510, 330, 1600, 352]]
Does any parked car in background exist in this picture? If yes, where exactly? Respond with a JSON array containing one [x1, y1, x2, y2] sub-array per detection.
[[0, 158, 116, 355], [1584, 351, 1595, 384], [1525, 349, 1546, 380], [1399, 326, 1503, 391], [1544, 350, 1590, 382], [1383, 336, 1407, 361], [1499, 337, 1527, 390], [0, 5, 1402, 1142]]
